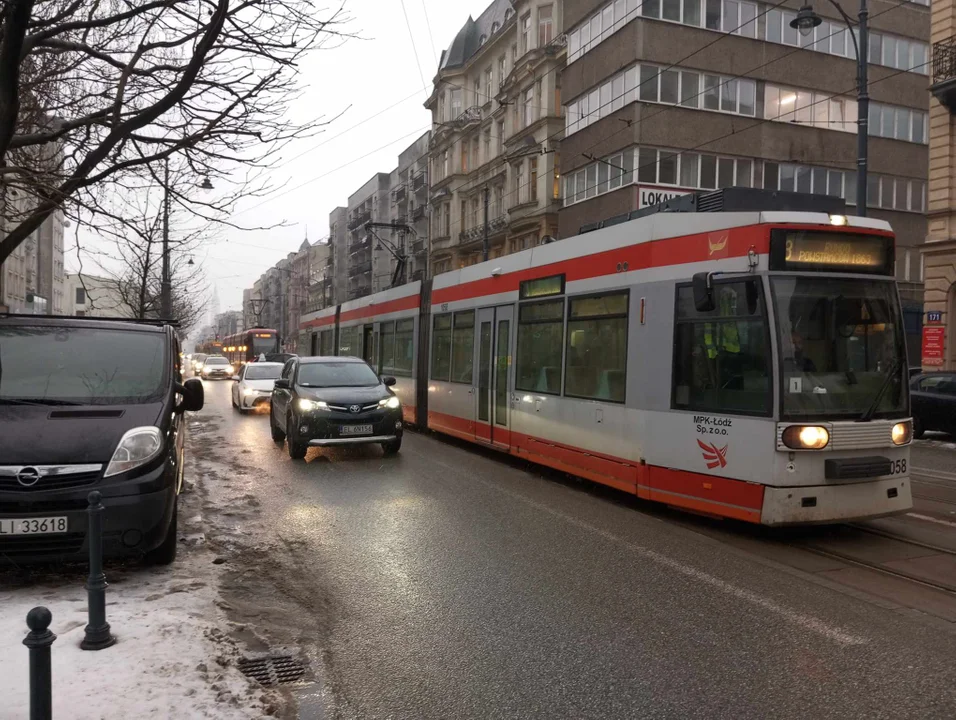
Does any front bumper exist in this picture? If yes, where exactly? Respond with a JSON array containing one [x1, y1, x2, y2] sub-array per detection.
[[203, 371, 231, 379], [0, 460, 176, 563], [293, 407, 403, 445], [240, 392, 271, 409], [760, 477, 913, 525]]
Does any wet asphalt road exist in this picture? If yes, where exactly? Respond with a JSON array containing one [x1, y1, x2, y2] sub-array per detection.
[[192, 380, 956, 719]]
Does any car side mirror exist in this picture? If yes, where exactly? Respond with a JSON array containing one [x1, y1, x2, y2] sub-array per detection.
[[232, 375, 240, 382], [176, 378, 204, 413], [274, 378, 291, 390], [382, 376, 397, 387], [692, 272, 715, 312]]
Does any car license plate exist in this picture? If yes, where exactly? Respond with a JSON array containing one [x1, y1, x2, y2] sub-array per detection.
[[0, 517, 68, 536], [340, 424, 373, 436]]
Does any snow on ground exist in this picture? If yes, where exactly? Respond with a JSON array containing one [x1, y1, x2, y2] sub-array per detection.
[[0, 461, 284, 719]]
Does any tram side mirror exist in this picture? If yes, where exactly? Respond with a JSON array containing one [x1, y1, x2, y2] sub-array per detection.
[[745, 279, 759, 315], [692, 273, 715, 312]]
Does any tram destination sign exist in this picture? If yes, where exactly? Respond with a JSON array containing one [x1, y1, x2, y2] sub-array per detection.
[[769, 230, 893, 275]]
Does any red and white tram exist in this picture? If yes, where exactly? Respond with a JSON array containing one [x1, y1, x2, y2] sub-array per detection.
[[299, 190, 913, 525]]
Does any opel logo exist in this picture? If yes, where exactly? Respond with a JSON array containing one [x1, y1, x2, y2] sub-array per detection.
[[16, 467, 40, 487], [349, 404, 361, 414]]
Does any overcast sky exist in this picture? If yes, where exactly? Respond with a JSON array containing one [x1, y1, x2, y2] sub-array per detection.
[[67, 0, 493, 316]]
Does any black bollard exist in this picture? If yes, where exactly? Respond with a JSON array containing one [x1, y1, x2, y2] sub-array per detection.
[[23, 606, 56, 720], [80, 491, 115, 651]]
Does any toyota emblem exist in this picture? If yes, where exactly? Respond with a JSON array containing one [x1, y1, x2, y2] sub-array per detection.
[[349, 404, 361, 414], [16, 467, 40, 487]]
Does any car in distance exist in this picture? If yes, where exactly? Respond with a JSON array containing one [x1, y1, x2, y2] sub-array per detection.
[[191, 353, 207, 374], [910, 372, 956, 438], [263, 352, 297, 364], [0, 314, 204, 565], [270, 356, 403, 459], [231, 362, 283, 412], [200, 355, 233, 380]]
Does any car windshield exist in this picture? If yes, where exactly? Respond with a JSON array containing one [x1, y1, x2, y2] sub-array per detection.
[[205, 357, 228, 365], [245, 365, 281, 380], [771, 276, 907, 419], [0, 326, 166, 404], [297, 361, 379, 388]]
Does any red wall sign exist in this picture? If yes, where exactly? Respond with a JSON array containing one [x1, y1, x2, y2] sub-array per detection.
[[922, 326, 946, 366]]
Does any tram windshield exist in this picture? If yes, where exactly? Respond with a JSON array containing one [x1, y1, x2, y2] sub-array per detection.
[[771, 276, 906, 420]]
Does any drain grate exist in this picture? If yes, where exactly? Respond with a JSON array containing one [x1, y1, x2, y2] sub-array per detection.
[[236, 655, 307, 687]]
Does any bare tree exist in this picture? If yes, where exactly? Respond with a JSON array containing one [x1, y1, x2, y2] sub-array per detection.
[[77, 161, 211, 336], [0, 0, 350, 264]]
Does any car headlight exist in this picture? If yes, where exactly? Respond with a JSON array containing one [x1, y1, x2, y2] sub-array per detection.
[[782, 425, 829, 450], [891, 421, 912, 446], [104, 426, 163, 477], [225, 365, 234, 374], [379, 396, 401, 409], [297, 398, 328, 411], [243, 388, 258, 396]]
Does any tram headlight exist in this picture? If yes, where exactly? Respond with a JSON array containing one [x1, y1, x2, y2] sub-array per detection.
[[782, 425, 830, 450], [891, 421, 912, 446]]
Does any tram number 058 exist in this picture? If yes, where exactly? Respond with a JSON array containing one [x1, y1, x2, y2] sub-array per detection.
[[890, 458, 907, 475]]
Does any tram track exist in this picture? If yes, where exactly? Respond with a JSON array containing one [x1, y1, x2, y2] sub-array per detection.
[[790, 523, 956, 596]]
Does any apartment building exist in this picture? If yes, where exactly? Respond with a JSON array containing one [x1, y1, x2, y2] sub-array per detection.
[[560, 0, 929, 315], [389, 133, 431, 282], [925, 4, 956, 369], [0, 188, 66, 314], [426, 0, 566, 275], [346, 174, 391, 299], [65, 273, 128, 317], [329, 207, 348, 305]]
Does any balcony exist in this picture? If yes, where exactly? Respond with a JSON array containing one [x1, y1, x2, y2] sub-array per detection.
[[350, 258, 372, 274], [457, 215, 507, 246], [412, 205, 426, 221], [933, 38, 956, 112], [347, 209, 372, 231], [349, 235, 371, 251], [412, 171, 426, 193], [392, 186, 406, 203], [411, 239, 425, 255], [431, 233, 453, 251]]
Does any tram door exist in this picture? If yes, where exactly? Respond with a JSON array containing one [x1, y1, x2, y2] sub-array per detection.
[[475, 306, 514, 448], [362, 324, 377, 369]]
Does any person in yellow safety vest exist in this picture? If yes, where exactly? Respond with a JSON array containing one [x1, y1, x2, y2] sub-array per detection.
[[703, 289, 741, 359]]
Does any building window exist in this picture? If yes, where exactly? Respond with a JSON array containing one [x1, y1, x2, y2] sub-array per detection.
[[460, 141, 469, 173], [484, 67, 493, 102], [521, 13, 532, 53], [524, 86, 534, 126], [530, 157, 538, 202], [553, 151, 561, 199], [538, 5, 553, 47], [75, 287, 86, 304], [672, 281, 770, 414], [451, 310, 475, 383], [451, 88, 462, 118], [474, 78, 481, 106], [497, 56, 506, 89], [461, 200, 468, 230], [442, 202, 450, 235], [516, 299, 565, 394], [765, 84, 857, 132], [484, 128, 492, 163], [869, 102, 928, 144], [514, 162, 525, 203], [496, 120, 505, 153]]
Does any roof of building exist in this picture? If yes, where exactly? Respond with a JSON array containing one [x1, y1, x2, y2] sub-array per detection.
[[439, 0, 514, 72]]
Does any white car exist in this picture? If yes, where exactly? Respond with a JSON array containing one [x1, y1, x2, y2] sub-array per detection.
[[231, 362, 284, 412]]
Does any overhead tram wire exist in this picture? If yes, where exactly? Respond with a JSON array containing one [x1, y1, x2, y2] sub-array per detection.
[[441, 0, 924, 238], [421, 0, 440, 66], [233, 125, 431, 218], [400, 0, 429, 92]]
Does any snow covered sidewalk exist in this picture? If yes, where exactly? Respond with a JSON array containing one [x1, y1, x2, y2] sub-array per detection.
[[0, 492, 282, 718]]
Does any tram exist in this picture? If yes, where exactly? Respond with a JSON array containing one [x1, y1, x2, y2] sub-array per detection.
[[298, 189, 913, 525], [222, 327, 280, 366]]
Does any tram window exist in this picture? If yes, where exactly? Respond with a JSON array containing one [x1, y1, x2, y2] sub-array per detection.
[[320, 329, 334, 356], [380, 321, 395, 374], [672, 281, 771, 415], [431, 314, 452, 381], [339, 326, 360, 358], [516, 299, 565, 395], [393, 319, 414, 376], [451, 311, 475, 384], [565, 292, 628, 403]]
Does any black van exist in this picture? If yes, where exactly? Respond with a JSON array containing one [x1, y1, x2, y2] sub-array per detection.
[[0, 315, 204, 565]]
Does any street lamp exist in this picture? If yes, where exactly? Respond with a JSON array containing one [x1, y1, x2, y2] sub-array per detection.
[[791, 2, 868, 216], [161, 161, 214, 319]]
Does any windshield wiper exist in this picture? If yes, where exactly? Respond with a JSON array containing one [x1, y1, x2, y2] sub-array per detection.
[[860, 357, 902, 422], [0, 398, 84, 406]]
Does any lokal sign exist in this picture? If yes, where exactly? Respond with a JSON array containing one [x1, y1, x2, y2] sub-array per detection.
[[922, 326, 946, 366], [637, 185, 694, 209]]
